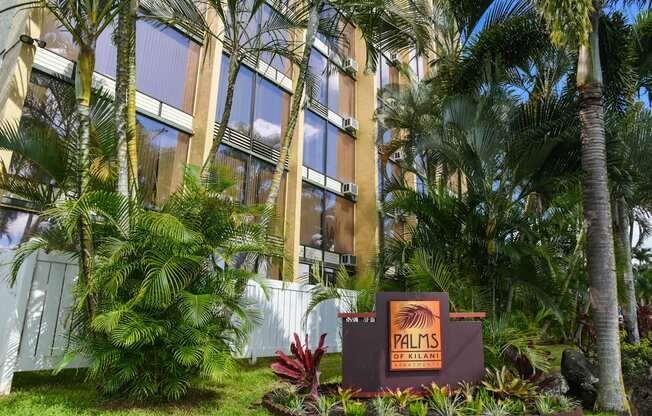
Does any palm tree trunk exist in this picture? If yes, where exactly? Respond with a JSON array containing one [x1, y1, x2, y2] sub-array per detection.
[[115, 1, 131, 197], [577, 10, 627, 413], [616, 196, 640, 344], [263, 0, 322, 220], [76, 41, 97, 319], [202, 46, 240, 173], [126, 0, 138, 195]]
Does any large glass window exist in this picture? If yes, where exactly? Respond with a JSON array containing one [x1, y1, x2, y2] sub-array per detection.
[[216, 55, 254, 136], [43, 14, 200, 113], [0, 207, 41, 249], [326, 125, 354, 183], [216, 54, 290, 150], [253, 77, 290, 149], [300, 183, 354, 253], [378, 54, 400, 89], [215, 145, 286, 235], [260, 4, 291, 76], [137, 115, 190, 206], [300, 183, 324, 249], [308, 49, 355, 117], [303, 111, 354, 183], [324, 193, 354, 253], [303, 111, 326, 172]]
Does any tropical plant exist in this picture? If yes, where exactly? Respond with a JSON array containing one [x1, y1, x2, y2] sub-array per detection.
[[386, 387, 419, 409], [344, 401, 367, 416], [304, 264, 378, 323], [287, 395, 307, 415], [534, 393, 579, 415], [0, 0, 125, 319], [37, 167, 271, 400], [270, 332, 328, 398], [481, 367, 537, 403], [372, 397, 399, 416], [407, 401, 429, 416], [311, 395, 339, 416], [534, 0, 646, 410], [335, 387, 357, 414]]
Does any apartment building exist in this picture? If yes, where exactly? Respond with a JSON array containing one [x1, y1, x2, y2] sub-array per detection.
[[0, 3, 426, 281]]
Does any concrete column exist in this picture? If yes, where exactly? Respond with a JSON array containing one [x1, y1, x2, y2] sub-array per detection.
[[187, 9, 225, 167], [0, 9, 41, 167], [352, 30, 379, 276]]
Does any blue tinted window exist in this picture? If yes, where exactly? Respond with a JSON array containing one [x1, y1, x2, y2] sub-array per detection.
[[303, 111, 325, 172], [260, 4, 291, 75], [216, 55, 254, 136], [253, 77, 289, 149], [308, 49, 328, 104]]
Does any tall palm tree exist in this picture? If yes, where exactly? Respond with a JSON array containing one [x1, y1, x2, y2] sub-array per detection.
[[200, 0, 299, 173], [533, 0, 652, 411], [113, 0, 205, 197], [262, 0, 435, 222], [1, 0, 124, 319]]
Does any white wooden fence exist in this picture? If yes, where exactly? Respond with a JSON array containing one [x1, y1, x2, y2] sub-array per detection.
[[0, 250, 353, 394]]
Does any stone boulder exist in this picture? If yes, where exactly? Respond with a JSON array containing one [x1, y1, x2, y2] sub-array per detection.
[[561, 349, 598, 408], [539, 372, 570, 396]]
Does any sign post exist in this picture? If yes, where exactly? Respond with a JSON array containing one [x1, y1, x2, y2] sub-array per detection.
[[339, 292, 485, 396]]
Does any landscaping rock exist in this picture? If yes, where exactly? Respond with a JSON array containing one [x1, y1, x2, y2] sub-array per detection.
[[540, 372, 570, 396], [561, 349, 598, 408]]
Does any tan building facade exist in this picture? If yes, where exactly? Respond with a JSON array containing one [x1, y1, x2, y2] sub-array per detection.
[[0, 3, 426, 281]]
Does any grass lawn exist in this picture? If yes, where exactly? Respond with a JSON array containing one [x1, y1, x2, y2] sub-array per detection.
[[0, 354, 343, 416]]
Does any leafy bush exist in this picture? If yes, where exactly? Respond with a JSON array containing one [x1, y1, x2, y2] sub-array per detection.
[[53, 168, 273, 400], [344, 401, 367, 416], [270, 332, 328, 397], [372, 397, 398, 416], [534, 393, 579, 414], [311, 395, 338, 416], [386, 387, 419, 409], [481, 367, 537, 403], [622, 338, 652, 378], [407, 401, 429, 416]]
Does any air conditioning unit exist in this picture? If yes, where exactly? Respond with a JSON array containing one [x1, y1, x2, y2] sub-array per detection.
[[341, 254, 357, 267], [342, 183, 358, 199], [343, 58, 358, 74], [342, 117, 359, 133], [391, 149, 405, 162]]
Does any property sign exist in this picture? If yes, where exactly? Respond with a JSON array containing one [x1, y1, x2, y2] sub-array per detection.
[[389, 300, 442, 371]]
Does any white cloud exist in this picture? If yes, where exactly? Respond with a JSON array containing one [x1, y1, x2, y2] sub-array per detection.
[[253, 118, 281, 138]]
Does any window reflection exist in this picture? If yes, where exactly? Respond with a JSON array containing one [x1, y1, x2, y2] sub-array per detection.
[[323, 192, 354, 253], [303, 111, 355, 183], [43, 14, 200, 113], [253, 77, 290, 149], [378, 54, 400, 89], [326, 124, 354, 183], [0, 208, 40, 249], [136, 115, 190, 206], [260, 4, 292, 75], [216, 55, 254, 136], [300, 183, 324, 249], [303, 111, 325, 172], [309, 50, 328, 105]]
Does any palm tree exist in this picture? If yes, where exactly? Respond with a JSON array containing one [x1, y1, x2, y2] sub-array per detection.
[[263, 0, 435, 221], [200, 0, 299, 173], [1, 0, 123, 319], [533, 0, 652, 411], [113, 0, 205, 197]]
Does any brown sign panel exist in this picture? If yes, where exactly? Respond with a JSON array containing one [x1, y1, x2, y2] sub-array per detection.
[[389, 300, 442, 371]]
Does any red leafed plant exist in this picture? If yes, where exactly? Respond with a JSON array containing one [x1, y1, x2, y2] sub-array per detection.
[[270, 333, 328, 397]]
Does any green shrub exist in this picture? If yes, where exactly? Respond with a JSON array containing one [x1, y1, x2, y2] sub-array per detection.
[[345, 401, 367, 416], [622, 338, 652, 378], [311, 395, 338, 416], [408, 401, 429, 416], [372, 397, 398, 416], [54, 168, 275, 400]]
